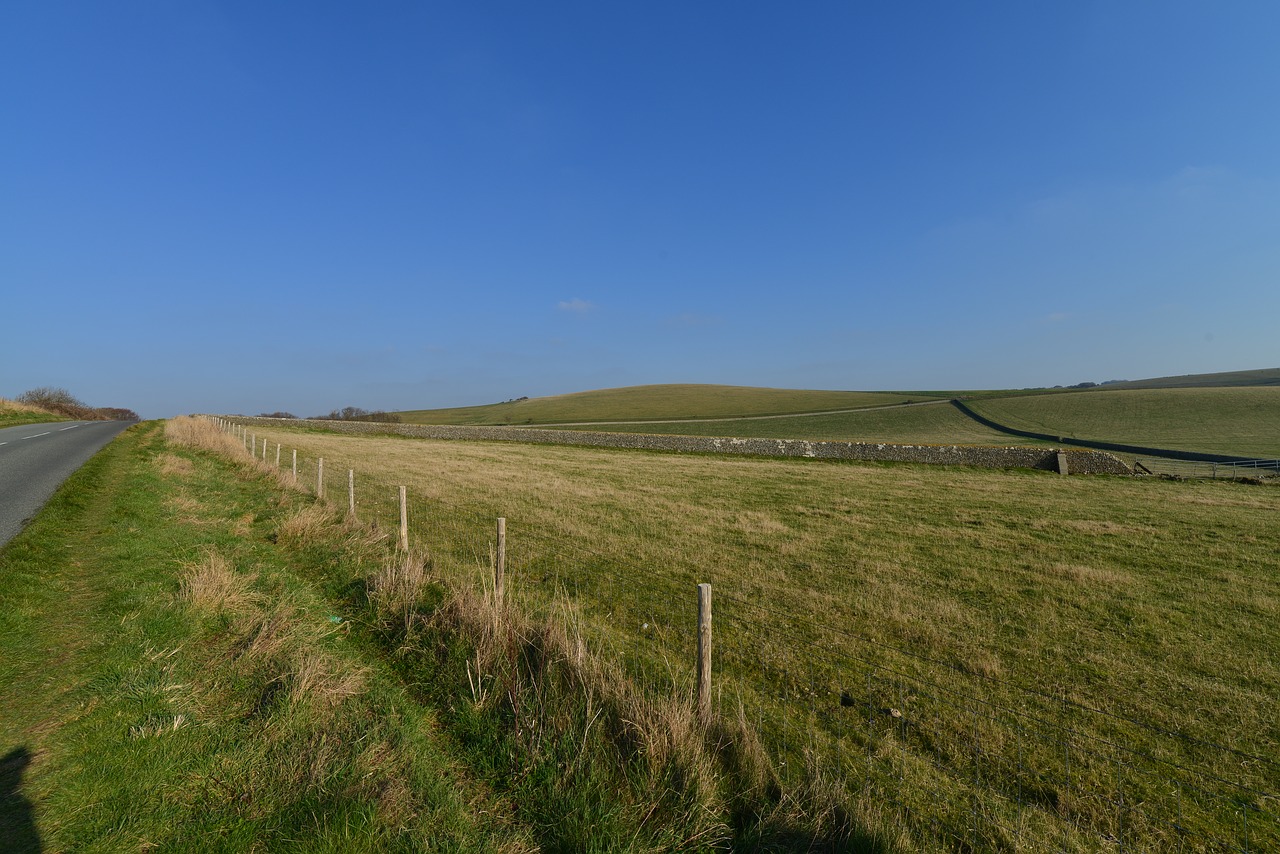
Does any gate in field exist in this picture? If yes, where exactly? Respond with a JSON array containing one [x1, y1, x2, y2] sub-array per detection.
[[1135, 457, 1280, 480]]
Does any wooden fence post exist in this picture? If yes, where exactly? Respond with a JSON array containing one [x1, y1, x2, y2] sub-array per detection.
[[292, 449, 297, 483], [398, 486, 408, 551], [276, 443, 281, 467], [697, 583, 712, 722], [317, 458, 324, 498], [495, 517, 506, 608], [348, 469, 355, 517]]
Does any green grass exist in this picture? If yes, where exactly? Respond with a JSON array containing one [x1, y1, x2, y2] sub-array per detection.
[[244, 421, 1280, 851], [969, 386, 1280, 458], [0, 422, 529, 852], [539, 399, 1051, 445], [0, 399, 68, 428], [397, 384, 926, 425]]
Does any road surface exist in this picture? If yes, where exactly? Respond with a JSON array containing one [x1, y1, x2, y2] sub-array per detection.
[[0, 420, 135, 548]]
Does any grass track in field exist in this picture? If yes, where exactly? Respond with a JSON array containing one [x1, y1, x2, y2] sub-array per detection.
[[245, 421, 1280, 849], [398, 384, 925, 425], [970, 387, 1280, 458]]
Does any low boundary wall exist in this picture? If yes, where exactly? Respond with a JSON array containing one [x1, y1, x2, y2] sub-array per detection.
[[226, 417, 1133, 475]]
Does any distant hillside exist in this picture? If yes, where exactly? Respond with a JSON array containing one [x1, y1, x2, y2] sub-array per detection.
[[397, 384, 930, 426], [969, 386, 1280, 459], [1099, 367, 1280, 390]]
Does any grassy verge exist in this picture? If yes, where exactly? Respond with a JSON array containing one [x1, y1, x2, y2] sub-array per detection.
[[238, 420, 1280, 850], [0, 398, 69, 428], [0, 420, 532, 852]]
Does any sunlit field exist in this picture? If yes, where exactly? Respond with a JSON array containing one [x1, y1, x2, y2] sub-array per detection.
[[236, 420, 1280, 850]]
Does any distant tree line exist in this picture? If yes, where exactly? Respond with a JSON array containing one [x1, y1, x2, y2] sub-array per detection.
[[311, 406, 401, 423], [17, 387, 140, 421]]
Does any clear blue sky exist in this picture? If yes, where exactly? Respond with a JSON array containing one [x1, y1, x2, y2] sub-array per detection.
[[3, 2, 1278, 418]]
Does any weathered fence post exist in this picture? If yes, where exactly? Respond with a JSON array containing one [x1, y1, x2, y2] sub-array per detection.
[[495, 517, 506, 608], [348, 469, 355, 517], [292, 449, 297, 483], [398, 486, 408, 551], [276, 443, 281, 467], [697, 583, 712, 722], [317, 458, 324, 498]]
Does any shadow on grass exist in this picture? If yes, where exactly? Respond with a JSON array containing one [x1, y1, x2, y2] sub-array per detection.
[[1, 747, 42, 853]]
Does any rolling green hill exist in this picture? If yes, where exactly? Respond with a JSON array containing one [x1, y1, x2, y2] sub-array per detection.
[[394, 372, 1279, 458], [542, 399, 1050, 446], [397, 384, 927, 426], [969, 386, 1280, 459]]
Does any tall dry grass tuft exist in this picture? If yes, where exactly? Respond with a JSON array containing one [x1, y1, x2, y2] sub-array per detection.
[[230, 601, 368, 718], [428, 574, 734, 843], [368, 548, 433, 632], [165, 415, 245, 456], [275, 504, 338, 548], [289, 649, 368, 712], [181, 552, 255, 615]]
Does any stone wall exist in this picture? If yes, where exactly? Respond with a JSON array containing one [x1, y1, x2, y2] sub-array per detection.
[[226, 417, 1133, 475]]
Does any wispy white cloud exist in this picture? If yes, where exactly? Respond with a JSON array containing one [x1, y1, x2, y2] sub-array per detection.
[[557, 298, 595, 314]]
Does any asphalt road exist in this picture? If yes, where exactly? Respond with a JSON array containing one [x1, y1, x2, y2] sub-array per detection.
[[0, 420, 135, 548]]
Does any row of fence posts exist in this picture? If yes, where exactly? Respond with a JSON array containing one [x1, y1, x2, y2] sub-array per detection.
[[212, 418, 716, 718]]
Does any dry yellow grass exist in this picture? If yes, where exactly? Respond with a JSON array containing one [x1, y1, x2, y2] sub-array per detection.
[[368, 548, 432, 630], [228, 419, 1280, 849], [181, 552, 255, 614], [154, 452, 194, 477], [0, 397, 58, 416]]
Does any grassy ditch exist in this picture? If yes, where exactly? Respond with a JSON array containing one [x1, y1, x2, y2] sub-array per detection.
[[235, 420, 1280, 851]]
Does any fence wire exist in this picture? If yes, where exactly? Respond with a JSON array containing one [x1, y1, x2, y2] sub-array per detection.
[[215, 417, 1279, 852]]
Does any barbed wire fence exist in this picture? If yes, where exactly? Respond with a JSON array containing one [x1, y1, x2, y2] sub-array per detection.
[[213, 417, 1278, 852]]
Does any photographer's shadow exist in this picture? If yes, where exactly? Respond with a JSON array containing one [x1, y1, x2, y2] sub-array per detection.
[[1, 747, 42, 853]]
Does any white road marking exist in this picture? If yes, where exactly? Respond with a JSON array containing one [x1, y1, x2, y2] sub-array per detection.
[[21, 432, 52, 440], [59, 424, 80, 430]]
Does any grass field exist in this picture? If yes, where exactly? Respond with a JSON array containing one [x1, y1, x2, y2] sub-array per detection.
[[397, 384, 927, 426], [969, 387, 1280, 458], [241, 420, 1280, 851], [539, 400, 1053, 445], [0, 398, 67, 428]]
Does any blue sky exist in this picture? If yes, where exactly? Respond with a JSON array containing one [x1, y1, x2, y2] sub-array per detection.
[[3, 2, 1278, 418]]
